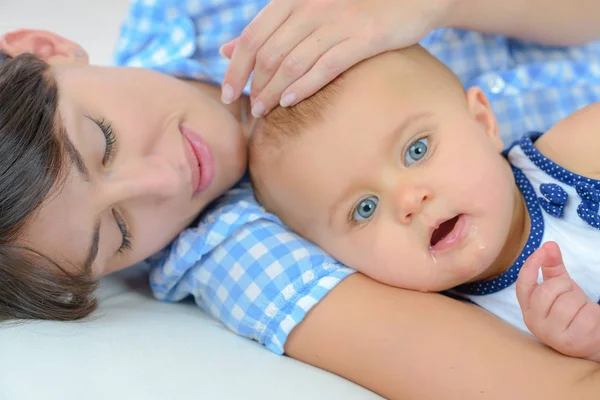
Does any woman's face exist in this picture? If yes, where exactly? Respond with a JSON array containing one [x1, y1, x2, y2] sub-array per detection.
[[21, 63, 247, 276]]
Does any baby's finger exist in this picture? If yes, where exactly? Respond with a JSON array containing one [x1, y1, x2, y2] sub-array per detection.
[[516, 247, 545, 312], [550, 300, 600, 359], [222, 3, 292, 104], [539, 241, 570, 281], [278, 38, 371, 110], [251, 28, 345, 116], [545, 289, 589, 331], [528, 277, 574, 319], [563, 302, 600, 347]]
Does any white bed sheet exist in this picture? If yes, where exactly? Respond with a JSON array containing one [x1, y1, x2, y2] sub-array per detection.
[[0, 264, 379, 400], [0, 1, 381, 399]]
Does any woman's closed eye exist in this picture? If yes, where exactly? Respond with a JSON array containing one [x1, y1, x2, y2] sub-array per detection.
[[404, 136, 429, 166], [88, 115, 133, 254], [95, 117, 117, 166], [112, 209, 133, 254], [84, 115, 118, 166]]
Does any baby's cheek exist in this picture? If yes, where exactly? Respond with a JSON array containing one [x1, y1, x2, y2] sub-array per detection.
[[332, 237, 377, 273], [352, 240, 406, 285], [459, 223, 500, 281]]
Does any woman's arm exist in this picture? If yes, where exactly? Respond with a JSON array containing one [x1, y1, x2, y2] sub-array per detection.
[[286, 274, 600, 400], [446, 0, 600, 46]]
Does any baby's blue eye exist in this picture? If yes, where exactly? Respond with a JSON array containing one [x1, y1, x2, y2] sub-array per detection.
[[405, 137, 429, 166], [352, 196, 379, 222]]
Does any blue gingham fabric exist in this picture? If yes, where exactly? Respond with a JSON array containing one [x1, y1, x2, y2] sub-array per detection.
[[115, 0, 600, 354], [115, 0, 270, 89], [146, 182, 352, 354]]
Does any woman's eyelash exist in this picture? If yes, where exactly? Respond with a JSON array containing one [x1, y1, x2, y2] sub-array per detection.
[[112, 210, 133, 254], [95, 118, 117, 165]]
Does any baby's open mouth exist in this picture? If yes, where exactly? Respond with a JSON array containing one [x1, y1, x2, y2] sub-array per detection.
[[430, 215, 460, 247]]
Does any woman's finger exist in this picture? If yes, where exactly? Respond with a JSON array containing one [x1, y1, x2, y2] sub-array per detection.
[[277, 38, 373, 108], [249, 13, 317, 101], [221, 1, 292, 104], [219, 38, 237, 60], [250, 28, 346, 117]]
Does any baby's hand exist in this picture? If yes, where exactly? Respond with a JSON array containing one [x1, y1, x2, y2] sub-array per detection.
[[516, 241, 600, 362]]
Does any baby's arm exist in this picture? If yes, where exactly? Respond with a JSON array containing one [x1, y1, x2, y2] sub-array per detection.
[[516, 241, 600, 362]]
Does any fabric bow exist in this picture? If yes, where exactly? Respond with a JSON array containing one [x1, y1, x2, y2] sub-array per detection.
[[538, 183, 568, 218], [576, 182, 600, 230]]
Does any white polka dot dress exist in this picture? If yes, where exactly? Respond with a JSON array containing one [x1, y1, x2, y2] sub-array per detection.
[[453, 133, 600, 335]]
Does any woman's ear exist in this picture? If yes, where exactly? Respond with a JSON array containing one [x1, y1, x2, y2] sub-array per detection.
[[466, 86, 503, 151], [0, 29, 88, 65]]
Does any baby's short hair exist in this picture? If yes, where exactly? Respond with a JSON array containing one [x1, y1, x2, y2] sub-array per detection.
[[248, 74, 345, 206]]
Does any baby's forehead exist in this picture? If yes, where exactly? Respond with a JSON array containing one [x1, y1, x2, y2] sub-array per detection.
[[322, 49, 463, 124], [253, 47, 454, 158], [345, 46, 458, 92]]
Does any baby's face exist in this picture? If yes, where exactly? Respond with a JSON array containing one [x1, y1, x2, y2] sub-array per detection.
[[259, 51, 519, 291]]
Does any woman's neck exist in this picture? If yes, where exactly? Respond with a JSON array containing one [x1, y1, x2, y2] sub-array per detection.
[[184, 79, 254, 136]]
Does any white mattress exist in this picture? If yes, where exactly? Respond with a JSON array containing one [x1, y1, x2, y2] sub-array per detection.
[[0, 1, 381, 399], [0, 264, 379, 399]]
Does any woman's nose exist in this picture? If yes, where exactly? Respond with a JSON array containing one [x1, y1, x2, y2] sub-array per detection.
[[392, 183, 431, 225], [100, 155, 185, 204]]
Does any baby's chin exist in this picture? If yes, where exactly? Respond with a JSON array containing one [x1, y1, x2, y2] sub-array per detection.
[[424, 245, 500, 292], [455, 248, 501, 286]]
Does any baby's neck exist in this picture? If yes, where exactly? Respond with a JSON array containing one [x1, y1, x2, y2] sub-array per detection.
[[476, 166, 530, 281]]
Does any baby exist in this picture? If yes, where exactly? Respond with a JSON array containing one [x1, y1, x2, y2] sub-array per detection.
[[248, 45, 600, 362]]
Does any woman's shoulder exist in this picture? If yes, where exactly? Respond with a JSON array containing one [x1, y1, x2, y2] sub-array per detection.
[[534, 102, 600, 179]]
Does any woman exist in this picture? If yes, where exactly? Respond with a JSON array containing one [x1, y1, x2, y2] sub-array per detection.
[[1, 0, 600, 398]]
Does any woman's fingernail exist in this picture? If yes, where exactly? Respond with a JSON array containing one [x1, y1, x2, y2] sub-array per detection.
[[221, 84, 234, 104], [218, 45, 226, 58], [251, 101, 265, 118], [280, 92, 297, 108]]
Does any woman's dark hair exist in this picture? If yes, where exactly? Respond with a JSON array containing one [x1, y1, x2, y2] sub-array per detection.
[[0, 50, 97, 321]]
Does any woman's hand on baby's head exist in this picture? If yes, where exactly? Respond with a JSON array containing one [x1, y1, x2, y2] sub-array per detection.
[[219, 0, 457, 118]]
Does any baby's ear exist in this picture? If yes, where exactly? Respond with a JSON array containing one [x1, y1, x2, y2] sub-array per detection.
[[0, 29, 88, 65], [466, 86, 503, 151]]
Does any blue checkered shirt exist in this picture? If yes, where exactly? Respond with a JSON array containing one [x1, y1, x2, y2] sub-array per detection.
[[115, 0, 600, 354]]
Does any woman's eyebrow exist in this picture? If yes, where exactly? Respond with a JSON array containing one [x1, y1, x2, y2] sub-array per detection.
[[83, 221, 101, 274], [59, 123, 91, 182], [57, 119, 98, 273]]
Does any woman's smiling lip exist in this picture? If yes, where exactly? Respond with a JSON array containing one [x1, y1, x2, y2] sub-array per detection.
[[180, 124, 215, 195]]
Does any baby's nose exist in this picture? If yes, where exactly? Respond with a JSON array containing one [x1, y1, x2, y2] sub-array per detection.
[[394, 186, 430, 225]]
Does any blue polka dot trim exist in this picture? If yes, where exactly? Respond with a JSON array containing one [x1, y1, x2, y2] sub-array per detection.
[[520, 133, 594, 186], [454, 166, 544, 295]]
